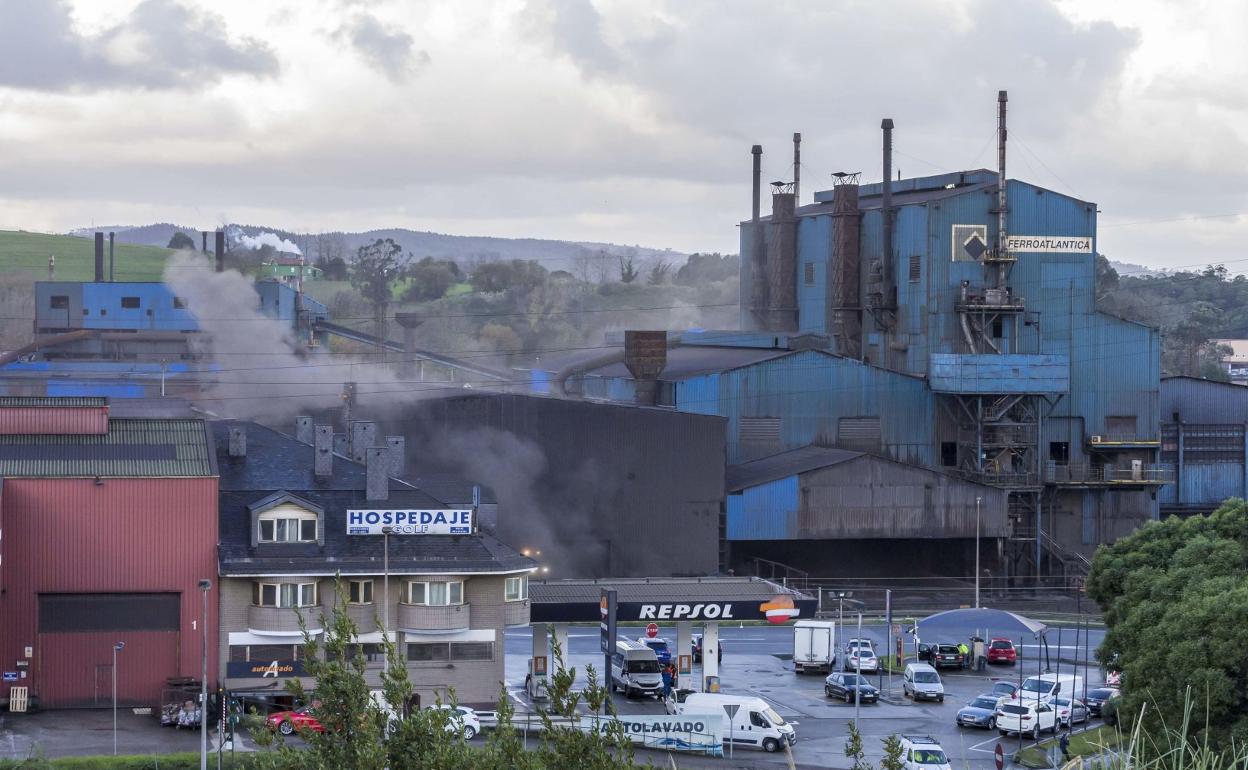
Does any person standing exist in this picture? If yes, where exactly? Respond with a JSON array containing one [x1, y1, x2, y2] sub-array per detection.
[[661, 664, 674, 699], [958, 641, 970, 669]]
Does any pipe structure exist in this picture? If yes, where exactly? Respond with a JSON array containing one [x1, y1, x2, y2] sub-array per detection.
[[749, 145, 769, 328], [996, 90, 1009, 288], [880, 119, 894, 305], [108, 232, 115, 282], [792, 133, 801, 202]]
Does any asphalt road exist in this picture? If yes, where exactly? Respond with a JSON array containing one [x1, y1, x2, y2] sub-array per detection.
[[504, 622, 1109, 769]]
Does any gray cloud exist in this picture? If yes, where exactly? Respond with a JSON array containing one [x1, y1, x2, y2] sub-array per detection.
[[520, 0, 619, 75], [336, 12, 429, 82], [0, 0, 278, 92]]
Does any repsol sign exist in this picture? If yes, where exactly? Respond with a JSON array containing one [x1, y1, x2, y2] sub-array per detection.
[[631, 603, 736, 620]]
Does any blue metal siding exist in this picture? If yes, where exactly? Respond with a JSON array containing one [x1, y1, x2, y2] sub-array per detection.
[[929, 353, 1070, 394], [726, 476, 799, 540], [46, 381, 145, 398], [1161, 378, 1248, 423], [675, 373, 721, 416], [1064, 314, 1160, 460], [796, 215, 831, 335], [78, 283, 199, 331]]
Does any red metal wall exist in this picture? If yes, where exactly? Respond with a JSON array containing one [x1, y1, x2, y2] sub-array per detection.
[[0, 477, 218, 707], [39, 632, 179, 707], [0, 406, 108, 435]]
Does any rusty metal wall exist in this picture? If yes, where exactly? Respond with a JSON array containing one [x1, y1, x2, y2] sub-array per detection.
[[0, 406, 109, 435]]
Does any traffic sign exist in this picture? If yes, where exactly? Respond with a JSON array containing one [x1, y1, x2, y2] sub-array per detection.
[[646, 623, 659, 638], [995, 743, 1004, 770], [723, 703, 739, 719]]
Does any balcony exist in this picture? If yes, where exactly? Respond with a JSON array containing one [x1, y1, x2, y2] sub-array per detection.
[[956, 469, 1041, 489], [503, 599, 531, 627], [1085, 434, 1161, 451], [248, 605, 320, 635], [1045, 462, 1172, 487], [397, 602, 471, 633], [323, 601, 378, 634]]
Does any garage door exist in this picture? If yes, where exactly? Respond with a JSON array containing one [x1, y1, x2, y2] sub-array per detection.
[[38, 593, 181, 708]]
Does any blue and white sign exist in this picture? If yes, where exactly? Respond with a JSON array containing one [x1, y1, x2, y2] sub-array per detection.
[[346, 509, 473, 535], [2, 672, 17, 682], [580, 713, 723, 756]]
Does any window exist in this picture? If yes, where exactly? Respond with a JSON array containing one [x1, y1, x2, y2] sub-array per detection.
[[505, 576, 528, 602], [50, 295, 69, 309], [329, 643, 384, 663], [991, 318, 1003, 338], [750, 712, 769, 728], [1050, 441, 1070, 465], [249, 644, 300, 661], [406, 642, 450, 662], [450, 642, 494, 661], [229, 645, 249, 662], [940, 441, 957, 467], [120, 296, 141, 309], [252, 581, 318, 608], [348, 580, 373, 604], [405, 580, 463, 606], [908, 255, 921, 283], [173, 297, 188, 309], [804, 262, 815, 287], [258, 508, 317, 543]]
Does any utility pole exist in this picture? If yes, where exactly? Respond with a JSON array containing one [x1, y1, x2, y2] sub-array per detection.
[[383, 526, 392, 678], [199, 579, 211, 770], [975, 496, 982, 609], [854, 612, 863, 727], [113, 641, 125, 755]]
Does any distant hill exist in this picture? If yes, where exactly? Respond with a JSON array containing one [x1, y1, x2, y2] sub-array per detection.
[[73, 223, 684, 274], [0, 230, 172, 282]]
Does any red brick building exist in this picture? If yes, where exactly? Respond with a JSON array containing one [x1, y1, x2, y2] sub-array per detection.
[[0, 397, 218, 708]]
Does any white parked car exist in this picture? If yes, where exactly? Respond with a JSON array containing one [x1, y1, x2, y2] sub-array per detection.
[[997, 701, 1056, 739], [844, 641, 879, 674], [899, 735, 952, 770], [430, 705, 482, 740]]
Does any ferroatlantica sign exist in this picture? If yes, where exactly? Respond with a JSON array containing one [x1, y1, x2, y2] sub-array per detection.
[[346, 509, 473, 535], [1005, 235, 1092, 254], [580, 713, 724, 756]]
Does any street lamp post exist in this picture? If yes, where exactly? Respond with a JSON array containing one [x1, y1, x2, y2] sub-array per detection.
[[383, 526, 393, 677], [974, 496, 982, 609], [199, 579, 212, 770], [112, 641, 125, 755]]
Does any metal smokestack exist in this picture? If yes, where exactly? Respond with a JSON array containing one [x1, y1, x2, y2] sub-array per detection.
[[201, 231, 208, 253], [880, 119, 895, 318], [108, 232, 115, 282], [751, 145, 762, 222], [793, 133, 801, 202], [997, 90, 1009, 287], [748, 145, 769, 329], [214, 230, 225, 273], [93, 232, 104, 282]]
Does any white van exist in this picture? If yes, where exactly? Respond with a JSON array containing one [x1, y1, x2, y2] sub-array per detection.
[[1017, 673, 1083, 704], [902, 663, 944, 702], [679, 692, 796, 753], [793, 620, 836, 674], [611, 640, 663, 699]]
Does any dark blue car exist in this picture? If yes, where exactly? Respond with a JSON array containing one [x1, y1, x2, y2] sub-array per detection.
[[639, 637, 672, 665]]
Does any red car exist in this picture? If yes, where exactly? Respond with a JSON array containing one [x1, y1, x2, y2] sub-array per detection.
[[266, 705, 324, 736], [987, 638, 1017, 664]]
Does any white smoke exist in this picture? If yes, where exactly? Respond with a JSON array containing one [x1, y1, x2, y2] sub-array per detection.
[[237, 231, 302, 255]]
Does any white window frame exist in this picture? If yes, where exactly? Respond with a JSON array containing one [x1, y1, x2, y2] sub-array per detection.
[[505, 576, 528, 602], [403, 579, 464, 607], [253, 581, 318, 608], [257, 508, 318, 543], [348, 579, 374, 605]]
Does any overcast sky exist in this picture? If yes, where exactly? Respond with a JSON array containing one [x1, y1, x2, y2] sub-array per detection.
[[0, 0, 1244, 269]]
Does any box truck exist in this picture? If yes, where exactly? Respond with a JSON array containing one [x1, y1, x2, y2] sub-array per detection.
[[793, 620, 836, 674]]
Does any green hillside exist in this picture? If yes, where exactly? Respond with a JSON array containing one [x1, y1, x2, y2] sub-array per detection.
[[0, 230, 173, 282]]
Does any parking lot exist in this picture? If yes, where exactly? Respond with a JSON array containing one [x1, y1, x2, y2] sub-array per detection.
[[0, 622, 1107, 767]]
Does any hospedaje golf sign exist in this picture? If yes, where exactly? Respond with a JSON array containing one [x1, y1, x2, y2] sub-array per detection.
[[346, 509, 474, 535]]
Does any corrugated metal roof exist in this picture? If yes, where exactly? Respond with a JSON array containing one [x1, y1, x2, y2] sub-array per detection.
[[726, 446, 862, 492], [0, 396, 107, 407], [0, 418, 213, 477]]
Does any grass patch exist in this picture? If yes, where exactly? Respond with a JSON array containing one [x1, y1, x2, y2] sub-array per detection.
[[1015, 724, 1124, 768], [0, 230, 172, 282]]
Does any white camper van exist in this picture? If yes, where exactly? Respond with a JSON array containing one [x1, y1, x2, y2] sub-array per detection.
[[679, 692, 796, 753], [611, 640, 663, 699], [793, 620, 836, 674]]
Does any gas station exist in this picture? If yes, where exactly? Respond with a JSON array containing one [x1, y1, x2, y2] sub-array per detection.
[[524, 577, 817, 696]]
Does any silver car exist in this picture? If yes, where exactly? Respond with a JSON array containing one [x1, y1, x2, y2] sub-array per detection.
[[956, 695, 1001, 730]]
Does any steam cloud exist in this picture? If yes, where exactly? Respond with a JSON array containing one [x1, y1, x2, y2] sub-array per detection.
[[237, 231, 302, 254]]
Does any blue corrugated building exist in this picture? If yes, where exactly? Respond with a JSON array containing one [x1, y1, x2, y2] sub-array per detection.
[[534, 119, 1164, 582], [1158, 376, 1248, 516]]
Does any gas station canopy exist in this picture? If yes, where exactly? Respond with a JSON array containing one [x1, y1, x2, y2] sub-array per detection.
[[530, 577, 817, 624]]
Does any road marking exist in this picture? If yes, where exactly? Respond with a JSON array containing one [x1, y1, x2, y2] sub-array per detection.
[[968, 736, 1004, 753]]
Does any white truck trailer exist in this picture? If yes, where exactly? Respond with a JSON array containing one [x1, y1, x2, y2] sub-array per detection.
[[793, 620, 836, 674]]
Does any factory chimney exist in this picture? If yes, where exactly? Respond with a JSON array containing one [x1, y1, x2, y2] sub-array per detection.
[[214, 230, 225, 273], [765, 181, 798, 330], [93, 232, 104, 282], [748, 145, 769, 329], [880, 119, 894, 304], [201, 231, 208, 254], [624, 330, 668, 406], [996, 90, 1009, 288], [792, 133, 801, 202], [830, 172, 862, 358], [108, 232, 115, 282]]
